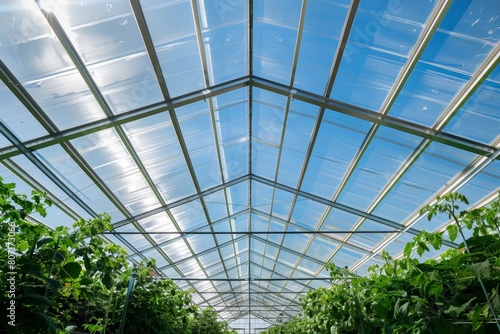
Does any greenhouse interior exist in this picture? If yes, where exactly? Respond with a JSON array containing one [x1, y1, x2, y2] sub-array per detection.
[[0, 0, 499, 333]]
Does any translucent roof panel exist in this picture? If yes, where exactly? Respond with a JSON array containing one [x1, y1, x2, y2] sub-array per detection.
[[0, 1, 498, 332]]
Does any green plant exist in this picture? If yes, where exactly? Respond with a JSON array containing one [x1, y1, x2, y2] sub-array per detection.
[[0, 177, 235, 334], [262, 192, 500, 334]]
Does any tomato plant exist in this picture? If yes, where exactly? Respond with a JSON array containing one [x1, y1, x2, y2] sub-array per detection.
[[0, 178, 235, 334], [262, 193, 500, 334]]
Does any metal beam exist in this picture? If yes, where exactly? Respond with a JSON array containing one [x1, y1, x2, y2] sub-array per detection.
[[0, 76, 250, 160], [168, 277, 330, 282], [0, 122, 97, 217], [251, 77, 498, 158], [112, 174, 249, 228], [103, 229, 399, 235]]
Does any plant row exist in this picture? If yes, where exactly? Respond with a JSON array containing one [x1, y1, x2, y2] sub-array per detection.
[[0, 178, 236, 334], [263, 193, 500, 334]]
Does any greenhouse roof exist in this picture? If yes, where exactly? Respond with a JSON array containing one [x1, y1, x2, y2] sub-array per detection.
[[0, 0, 499, 332]]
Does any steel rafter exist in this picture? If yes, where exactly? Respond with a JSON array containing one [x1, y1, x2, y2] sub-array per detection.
[[130, 1, 237, 308]]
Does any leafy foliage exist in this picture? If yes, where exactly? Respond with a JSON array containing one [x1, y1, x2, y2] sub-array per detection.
[[262, 192, 500, 334], [0, 177, 235, 334]]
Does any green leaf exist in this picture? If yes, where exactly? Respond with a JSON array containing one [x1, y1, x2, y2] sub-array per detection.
[[471, 260, 490, 279], [444, 298, 474, 318], [431, 234, 442, 250], [60, 262, 82, 279], [83, 253, 92, 274], [65, 325, 77, 333], [30, 311, 57, 334], [102, 272, 113, 289], [446, 224, 458, 242], [39, 275, 61, 293], [403, 242, 413, 258], [36, 237, 53, 248], [416, 240, 430, 257], [18, 239, 30, 252], [17, 293, 51, 306], [485, 240, 500, 255]]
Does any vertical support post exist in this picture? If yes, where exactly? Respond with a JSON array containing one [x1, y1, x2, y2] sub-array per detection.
[[119, 273, 135, 334]]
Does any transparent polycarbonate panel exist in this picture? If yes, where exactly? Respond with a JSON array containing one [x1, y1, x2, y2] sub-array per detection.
[[122, 113, 197, 203], [330, 246, 366, 268], [305, 235, 338, 263], [349, 230, 389, 250], [176, 101, 221, 190], [143, 249, 171, 268], [293, 0, 347, 94], [198, 249, 222, 269], [252, 89, 287, 179], [387, 62, 469, 127], [297, 258, 322, 276], [186, 232, 216, 254], [176, 259, 205, 278], [170, 200, 209, 231], [253, 20, 298, 85], [161, 238, 193, 262], [301, 111, 371, 198], [330, 49, 406, 111], [439, 0, 500, 42], [115, 225, 152, 252], [283, 229, 311, 253], [355, 256, 384, 276], [0, 132, 8, 149], [373, 142, 479, 223], [137, 212, 178, 241], [204, 261, 225, 277], [213, 89, 248, 138], [337, 127, 421, 211], [420, 1, 499, 76], [157, 38, 205, 97], [0, 3, 71, 77], [251, 213, 271, 232], [290, 196, 328, 230], [61, 2, 141, 63], [262, 237, 282, 260], [226, 181, 249, 215], [444, 73, 500, 144], [73, 129, 160, 215], [213, 89, 249, 181], [87, 56, 163, 114], [210, 217, 235, 245], [20, 146, 124, 220], [322, 209, 362, 238], [197, 0, 247, 84], [29, 71, 107, 129], [251, 180, 275, 215], [268, 188, 294, 220], [355, 1, 432, 56], [229, 213, 247, 234], [0, 82, 48, 143], [277, 249, 299, 268], [275, 99, 319, 187], [1, 5, 106, 129], [142, 0, 204, 96], [458, 161, 500, 205], [273, 262, 294, 278], [329, 0, 434, 110], [203, 190, 230, 222], [48, 2, 163, 113]]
